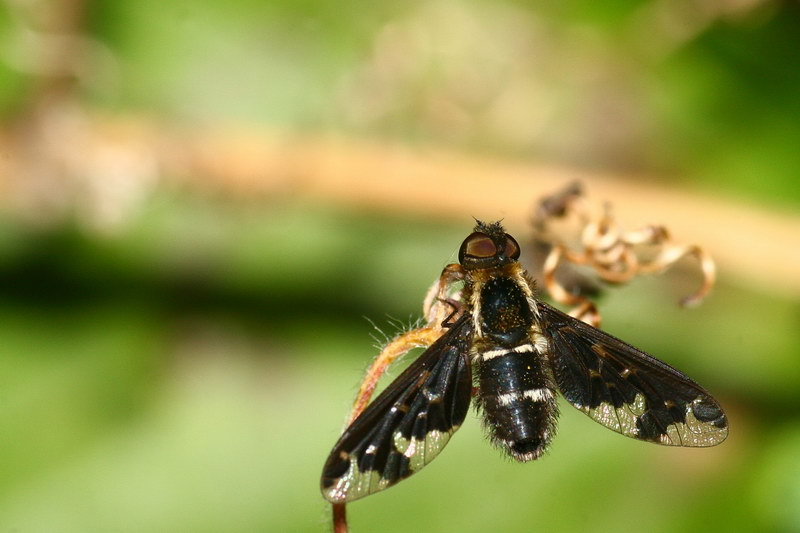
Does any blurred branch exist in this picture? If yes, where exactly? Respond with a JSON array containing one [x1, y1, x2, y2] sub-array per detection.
[[0, 117, 798, 300], [169, 126, 800, 300], [4, 0, 93, 108]]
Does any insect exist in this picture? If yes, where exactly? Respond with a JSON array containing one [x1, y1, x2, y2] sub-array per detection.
[[321, 221, 728, 503]]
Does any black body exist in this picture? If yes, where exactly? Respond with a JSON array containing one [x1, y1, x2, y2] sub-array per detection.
[[471, 267, 557, 461]]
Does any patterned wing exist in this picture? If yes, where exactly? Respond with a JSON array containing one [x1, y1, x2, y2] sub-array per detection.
[[321, 315, 473, 503], [538, 302, 728, 447]]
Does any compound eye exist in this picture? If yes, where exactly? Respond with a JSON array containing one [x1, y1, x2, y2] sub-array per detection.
[[459, 232, 497, 263], [503, 234, 520, 260]]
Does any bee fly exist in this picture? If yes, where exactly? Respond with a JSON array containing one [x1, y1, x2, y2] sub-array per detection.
[[321, 221, 728, 503]]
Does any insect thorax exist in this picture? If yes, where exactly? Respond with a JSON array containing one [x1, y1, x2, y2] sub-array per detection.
[[478, 275, 534, 346]]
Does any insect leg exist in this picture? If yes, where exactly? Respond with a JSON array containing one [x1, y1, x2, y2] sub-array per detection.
[[423, 263, 466, 327]]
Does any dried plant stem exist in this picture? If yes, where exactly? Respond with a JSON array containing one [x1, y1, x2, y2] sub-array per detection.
[[537, 183, 716, 324]]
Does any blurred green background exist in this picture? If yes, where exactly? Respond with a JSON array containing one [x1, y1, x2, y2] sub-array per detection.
[[0, 1, 799, 532]]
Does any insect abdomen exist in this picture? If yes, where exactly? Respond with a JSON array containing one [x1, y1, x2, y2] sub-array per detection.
[[477, 347, 558, 461]]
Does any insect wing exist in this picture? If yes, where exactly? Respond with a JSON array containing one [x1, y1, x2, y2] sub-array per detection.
[[538, 302, 728, 447], [321, 316, 473, 503]]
